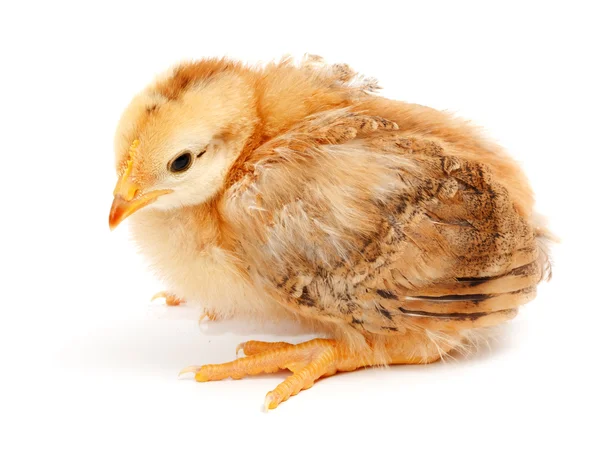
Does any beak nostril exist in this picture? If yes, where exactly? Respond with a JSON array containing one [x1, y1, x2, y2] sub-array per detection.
[[126, 187, 139, 201]]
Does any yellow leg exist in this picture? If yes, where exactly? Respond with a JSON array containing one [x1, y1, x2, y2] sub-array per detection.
[[180, 335, 452, 410]]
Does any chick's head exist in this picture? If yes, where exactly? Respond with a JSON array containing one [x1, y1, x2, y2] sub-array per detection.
[[109, 65, 256, 229]]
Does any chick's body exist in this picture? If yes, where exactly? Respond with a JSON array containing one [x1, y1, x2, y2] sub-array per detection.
[[110, 56, 551, 409]]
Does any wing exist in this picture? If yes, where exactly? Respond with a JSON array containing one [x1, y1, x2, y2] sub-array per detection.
[[224, 109, 549, 335]]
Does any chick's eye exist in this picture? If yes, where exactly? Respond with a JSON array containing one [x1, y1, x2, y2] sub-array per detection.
[[169, 152, 192, 173]]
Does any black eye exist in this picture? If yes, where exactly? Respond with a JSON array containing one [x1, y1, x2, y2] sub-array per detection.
[[169, 152, 192, 173]]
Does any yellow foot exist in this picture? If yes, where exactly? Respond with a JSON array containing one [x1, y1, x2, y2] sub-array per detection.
[[180, 339, 356, 410], [151, 291, 183, 306], [180, 334, 452, 410]]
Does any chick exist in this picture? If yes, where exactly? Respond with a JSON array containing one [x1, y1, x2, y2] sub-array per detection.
[[109, 56, 551, 410]]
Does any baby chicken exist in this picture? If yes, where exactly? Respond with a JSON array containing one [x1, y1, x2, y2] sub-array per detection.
[[109, 56, 551, 410]]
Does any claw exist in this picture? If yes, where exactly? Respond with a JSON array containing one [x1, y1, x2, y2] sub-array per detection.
[[264, 392, 276, 412], [199, 309, 220, 322], [236, 342, 246, 357], [178, 365, 201, 376], [152, 291, 183, 306], [151, 291, 166, 302]]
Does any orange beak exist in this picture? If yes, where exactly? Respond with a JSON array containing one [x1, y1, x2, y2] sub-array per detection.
[[109, 139, 172, 230], [108, 182, 172, 230]]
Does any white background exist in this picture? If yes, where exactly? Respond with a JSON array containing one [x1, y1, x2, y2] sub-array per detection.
[[1, 1, 598, 454]]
